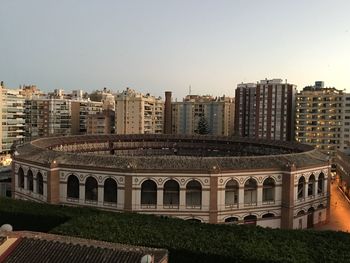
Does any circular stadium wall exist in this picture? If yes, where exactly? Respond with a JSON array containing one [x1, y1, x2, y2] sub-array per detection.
[[12, 134, 330, 229]]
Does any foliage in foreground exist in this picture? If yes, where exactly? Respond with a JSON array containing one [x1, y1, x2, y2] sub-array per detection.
[[0, 197, 349, 263]]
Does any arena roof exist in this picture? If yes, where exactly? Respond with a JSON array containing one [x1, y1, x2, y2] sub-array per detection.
[[14, 135, 329, 172]]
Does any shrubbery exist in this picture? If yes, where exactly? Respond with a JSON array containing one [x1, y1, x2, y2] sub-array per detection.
[[1, 197, 349, 263]]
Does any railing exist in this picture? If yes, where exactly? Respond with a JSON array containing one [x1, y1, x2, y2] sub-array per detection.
[[103, 201, 117, 207], [186, 205, 201, 209], [141, 204, 156, 209], [163, 204, 179, 209]]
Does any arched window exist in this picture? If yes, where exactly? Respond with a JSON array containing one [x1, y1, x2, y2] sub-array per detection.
[[244, 178, 257, 205], [18, 167, 24, 188], [263, 177, 275, 203], [244, 215, 257, 225], [297, 210, 305, 216], [37, 172, 43, 195], [27, 170, 33, 191], [104, 178, 117, 203], [85, 176, 98, 202], [308, 174, 315, 196], [308, 207, 315, 213], [318, 173, 324, 194], [297, 176, 305, 199], [262, 213, 275, 218], [67, 174, 79, 199], [141, 180, 157, 206], [225, 180, 239, 206], [186, 180, 202, 208], [225, 217, 239, 224], [163, 180, 179, 207]]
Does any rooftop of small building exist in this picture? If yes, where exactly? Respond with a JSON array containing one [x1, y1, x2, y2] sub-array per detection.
[[0, 231, 168, 263]]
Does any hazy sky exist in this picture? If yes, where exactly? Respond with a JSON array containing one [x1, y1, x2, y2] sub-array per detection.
[[1, 0, 350, 99]]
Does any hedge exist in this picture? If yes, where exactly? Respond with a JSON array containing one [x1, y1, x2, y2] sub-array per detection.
[[1, 197, 349, 263]]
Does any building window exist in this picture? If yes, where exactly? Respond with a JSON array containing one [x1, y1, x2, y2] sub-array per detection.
[[67, 174, 79, 199], [186, 180, 202, 208], [262, 177, 275, 203], [141, 180, 157, 206], [298, 176, 305, 199], [318, 173, 324, 194], [18, 167, 24, 189], [37, 172, 43, 195], [163, 180, 179, 207], [308, 174, 315, 196], [225, 217, 239, 224], [244, 215, 257, 225], [244, 178, 257, 205], [85, 176, 98, 202], [104, 178, 117, 203], [262, 213, 275, 218], [27, 170, 33, 191], [225, 179, 239, 206]]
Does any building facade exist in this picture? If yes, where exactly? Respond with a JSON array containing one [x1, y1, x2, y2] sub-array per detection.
[[295, 82, 344, 157], [170, 95, 234, 136], [115, 88, 163, 134], [71, 100, 103, 135], [12, 134, 330, 229], [234, 79, 296, 141], [0, 82, 25, 155]]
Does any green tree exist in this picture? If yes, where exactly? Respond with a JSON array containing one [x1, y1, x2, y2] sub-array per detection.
[[197, 116, 210, 135]]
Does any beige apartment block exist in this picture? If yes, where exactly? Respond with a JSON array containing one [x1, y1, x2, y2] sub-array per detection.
[[0, 82, 25, 155], [295, 82, 343, 157], [115, 88, 163, 134], [71, 100, 103, 135], [87, 109, 115, 134], [170, 95, 234, 136]]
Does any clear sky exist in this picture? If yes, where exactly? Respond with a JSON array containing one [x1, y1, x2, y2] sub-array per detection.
[[1, 0, 350, 99]]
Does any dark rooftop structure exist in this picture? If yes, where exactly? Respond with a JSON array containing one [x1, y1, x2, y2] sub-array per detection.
[[0, 231, 168, 263]]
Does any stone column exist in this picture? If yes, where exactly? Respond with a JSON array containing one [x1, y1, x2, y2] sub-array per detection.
[[314, 180, 318, 196], [79, 184, 85, 203], [281, 163, 296, 229], [209, 176, 218, 223], [98, 185, 104, 206], [257, 186, 263, 205], [238, 187, 245, 208], [180, 188, 186, 209], [124, 175, 133, 211], [304, 181, 308, 199], [157, 188, 163, 209], [47, 161, 60, 204]]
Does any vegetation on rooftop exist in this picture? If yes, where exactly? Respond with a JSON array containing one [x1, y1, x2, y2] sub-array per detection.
[[0, 197, 349, 263]]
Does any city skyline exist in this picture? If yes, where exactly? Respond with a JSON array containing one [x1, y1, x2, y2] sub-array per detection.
[[2, 0, 350, 99]]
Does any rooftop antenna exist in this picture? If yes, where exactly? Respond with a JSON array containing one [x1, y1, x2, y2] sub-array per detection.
[[189, 85, 191, 95]]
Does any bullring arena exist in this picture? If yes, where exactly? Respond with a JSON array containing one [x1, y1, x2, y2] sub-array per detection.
[[12, 134, 330, 229]]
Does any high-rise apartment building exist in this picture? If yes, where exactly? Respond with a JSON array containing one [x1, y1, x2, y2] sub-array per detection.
[[0, 82, 25, 155], [87, 109, 115, 134], [295, 82, 343, 156], [115, 88, 163, 134], [170, 94, 235, 136], [71, 100, 103, 135], [25, 98, 72, 139], [234, 79, 296, 141]]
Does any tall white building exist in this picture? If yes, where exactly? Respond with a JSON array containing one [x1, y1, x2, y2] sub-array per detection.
[[0, 82, 25, 155], [295, 82, 344, 157]]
